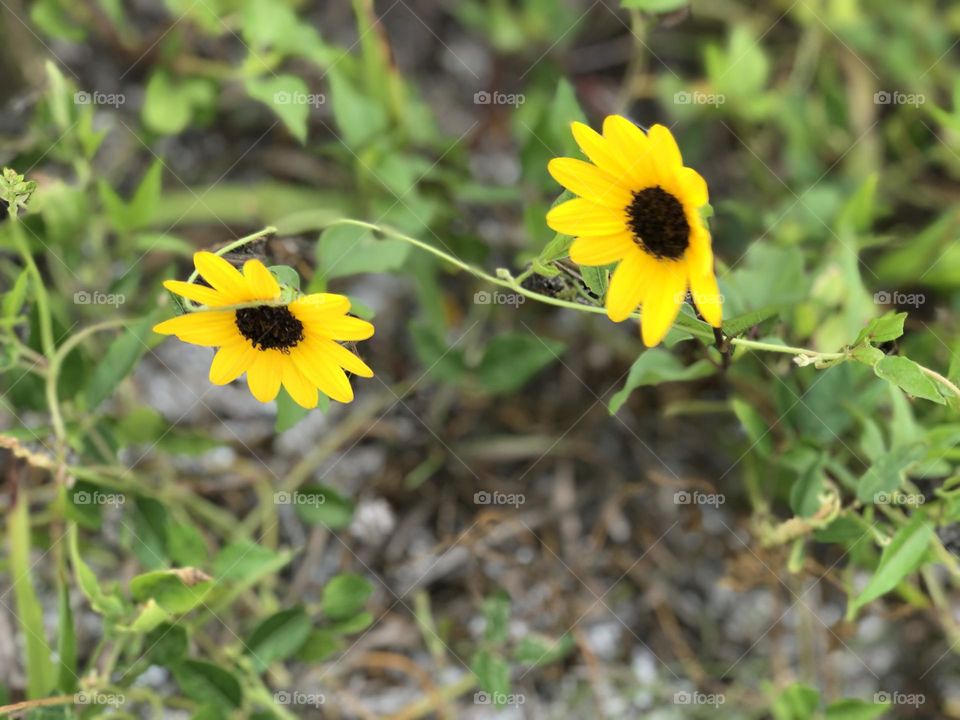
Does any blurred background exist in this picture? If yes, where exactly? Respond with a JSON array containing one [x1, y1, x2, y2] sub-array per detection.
[[2, 0, 960, 718]]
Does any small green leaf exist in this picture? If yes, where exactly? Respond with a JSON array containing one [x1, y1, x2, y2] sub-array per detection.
[[213, 540, 283, 582], [722, 304, 785, 337], [85, 314, 158, 410], [317, 224, 409, 279], [579, 265, 609, 299], [609, 349, 715, 414], [172, 660, 242, 708], [143, 71, 194, 135], [854, 312, 907, 346], [246, 607, 312, 672], [874, 355, 944, 404], [471, 649, 511, 705], [130, 569, 213, 615], [291, 484, 355, 528], [322, 574, 373, 621], [245, 74, 311, 143], [857, 441, 926, 503], [475, 334, 564, 394], [851, 515, 933, 613], [824, 698, 888, 720], [145, 623, 188, 666]]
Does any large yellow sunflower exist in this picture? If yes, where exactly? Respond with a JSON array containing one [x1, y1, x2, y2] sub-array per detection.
[[153, 252, 374, 408], [546, 115, 722, 347]]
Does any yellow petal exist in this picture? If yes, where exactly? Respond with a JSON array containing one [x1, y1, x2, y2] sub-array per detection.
[[194, 252, 250, 302], [677, 166, 708, 207], [547, 158, 632, 209], [606, 251, 656, 322], [281, 362, 318, 409], [312, 316, 375, 342], [685, 223, 714, 278], [689, 267, 723, 328], [314, 339, 374, 377], [242, 259, 281, 300], [209, 340, 256, 385], [601, 115, 657, 188], [162, 280, 230, 307], [292, 346, 354, 403], [569, 233, 636, 265], [640, 261, 687, 347], [246, 351, 283, 403], [546, 199, 626, 237], [648, 124, 683, 178], [289, 294, 351, 321], [153, 311, 238, 346], [570, 121, 630, 178]]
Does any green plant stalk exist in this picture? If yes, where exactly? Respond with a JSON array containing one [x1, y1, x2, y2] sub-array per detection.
[[8, 484, 55, 699]]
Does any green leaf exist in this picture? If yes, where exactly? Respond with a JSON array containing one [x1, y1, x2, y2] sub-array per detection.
[[69, 525, 126, 618], [857, 441, 926, 503], [471, 650, 511, 705], [127, 598, 172, 633], [327, 68, 389, 149], [722, 304, 786, 337], [212, 540, 283, 582], [144, 623, 188, 666], [85, 314, 157, 410], [317, 224, 410, 279], [275, 386, 326, 433], [475, 333, 564, 394], [874, 355, 944, 404], [836, 173, 879, 234], [482, 592, 511, 645], [289, 484, 355, 528], [172, 660, 242, 708], [771, 683, 820, 720], [609, 349, 716, 414], [322, 574, 373, 621], [851, 515, 933, 613], [824, 698, 888, 720], [854, 312, 907, 346], [579, 265, 609, 299], [790, 458, 825, 518], [246, 607, 312, 672], [130, 569, 213, 614], [513, 633, 575, 666], [245, 74, 311, 144], [297, 629, 341, 662], [129, 496, 169, 569], [620, 0, 687, 11], [167, 522, 208, 567], [2, 270, 30, 320], [142, 71, 194, 135]]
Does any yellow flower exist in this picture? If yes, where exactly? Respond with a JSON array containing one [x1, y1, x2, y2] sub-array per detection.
[[153, 252, 374, 408], [546, 115, 722, 347]]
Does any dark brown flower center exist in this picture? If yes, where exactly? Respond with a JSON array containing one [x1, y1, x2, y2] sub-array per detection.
[[626, 186, 690, 260], [235, 305, 304, 352]]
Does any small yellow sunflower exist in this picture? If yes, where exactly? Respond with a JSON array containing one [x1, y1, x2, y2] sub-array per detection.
[[153, 252, 374, 408], [546, 115, 722, 347]]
